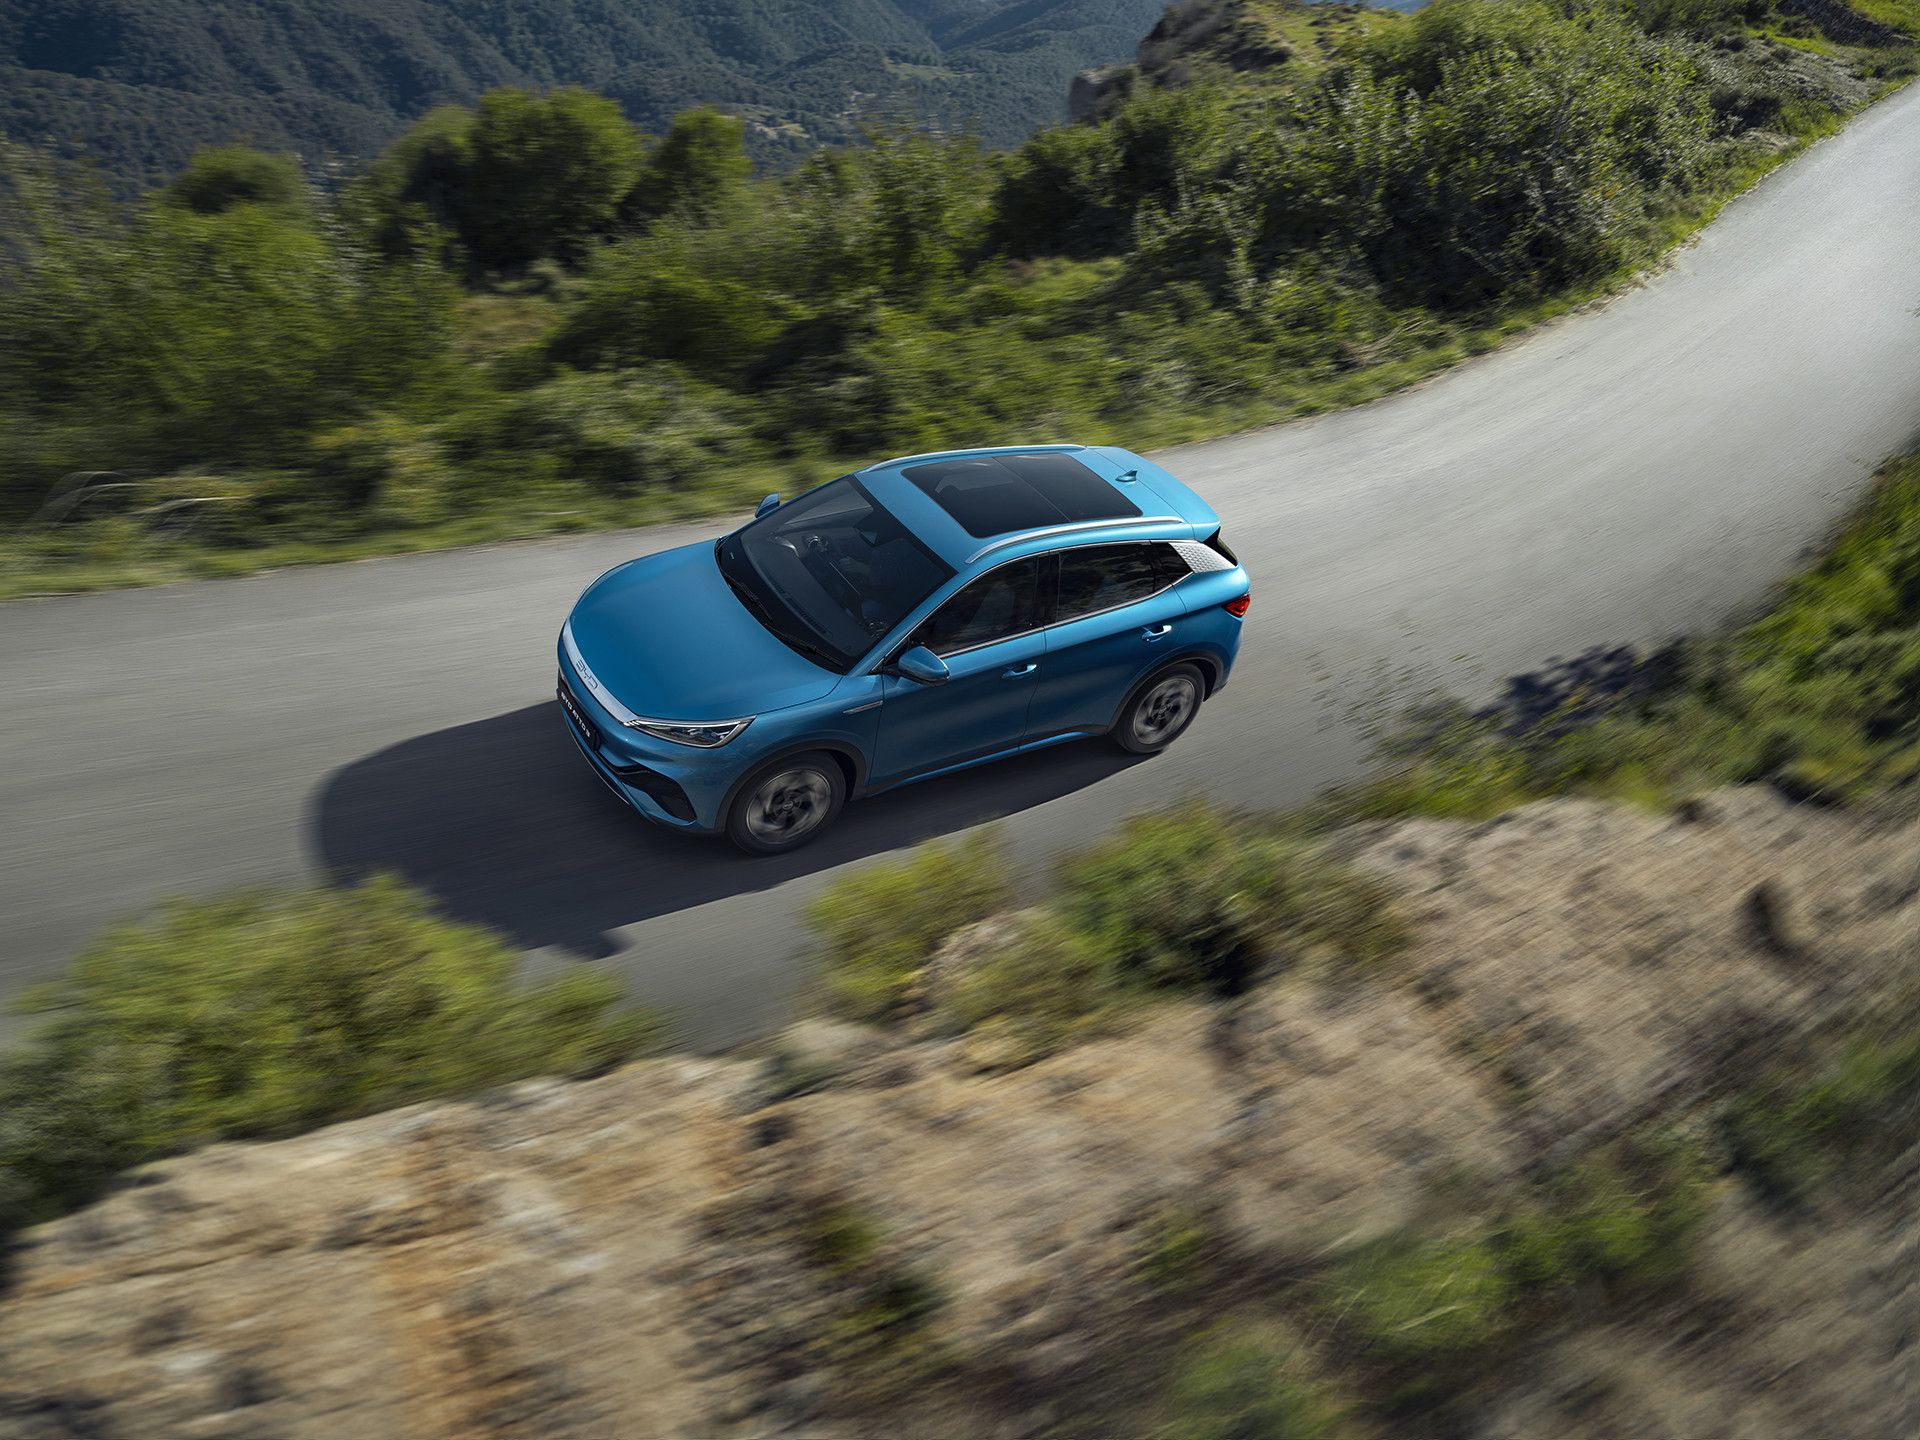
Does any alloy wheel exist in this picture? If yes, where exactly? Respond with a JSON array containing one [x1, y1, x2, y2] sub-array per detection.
[[1130, 674, 1198, 748], [742, 766, 834, 845]]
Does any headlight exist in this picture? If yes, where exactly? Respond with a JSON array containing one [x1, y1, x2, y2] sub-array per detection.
[[625, 715, 755, 748]]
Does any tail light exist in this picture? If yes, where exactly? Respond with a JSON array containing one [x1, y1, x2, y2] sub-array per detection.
[[1224, 592, 1251, 617]]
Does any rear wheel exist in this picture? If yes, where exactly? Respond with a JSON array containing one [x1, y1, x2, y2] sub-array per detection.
[[726, 751, 846, 855], [1112, 662, 1205, 755]]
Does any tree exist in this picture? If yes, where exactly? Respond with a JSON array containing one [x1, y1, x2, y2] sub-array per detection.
[[163, 146, 309, 218], [622, 107, 752, 226], [0, 140, 460, 509], [355, 88, 646, 272], [458, 87, 646, 268]]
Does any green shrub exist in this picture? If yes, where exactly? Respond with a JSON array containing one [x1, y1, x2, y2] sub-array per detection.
[[1329, 1233, 1515, 1367], [942, 911, 1139, 1067], [1500, 1134, 1712, 1293], [806, 830, 1012, 1023], [0, 141, 462, 518], [1135, 1203, 1223, 1294], [1328, 454, 1920, 822], [806, 1203, 884, 1275], [1720, 1012, 1920, 1207], [354, 87, 645, 270], [163, 146, 310, 219], [1055, 800, 1405, 993], [1162, 1324, 1337, 1440], [829, 1270, 946, 1363], [440, 367, 763, 500], [0, 876, 655, 1233], [621, 107, 752, 227], [807, 801, 1404, 1062], [1313, 1136, 1709, 1397], [547, 251, 798, 378]]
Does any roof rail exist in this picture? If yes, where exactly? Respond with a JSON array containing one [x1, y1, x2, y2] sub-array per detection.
[[964, 515, 1182, 564], [863, 443, 1086, 470]]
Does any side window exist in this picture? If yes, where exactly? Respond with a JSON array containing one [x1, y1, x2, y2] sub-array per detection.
[[1054, 543, 1169, 624], [910, 558, 1040, 656]]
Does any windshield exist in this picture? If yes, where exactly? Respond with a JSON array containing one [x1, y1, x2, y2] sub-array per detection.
[[715, 478, 952, 672]]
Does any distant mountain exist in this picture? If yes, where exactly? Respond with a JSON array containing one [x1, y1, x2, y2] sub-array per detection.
[[0, 0, 1169, 193]]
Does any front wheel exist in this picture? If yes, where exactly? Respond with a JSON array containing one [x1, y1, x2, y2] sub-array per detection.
[[1112, 662, 1205, 755], [726, 751, 846, 855]]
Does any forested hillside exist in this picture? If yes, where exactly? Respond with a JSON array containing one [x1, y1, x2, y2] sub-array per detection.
[[0, 0, 1167, 193], [1, 0, 1912, 597]]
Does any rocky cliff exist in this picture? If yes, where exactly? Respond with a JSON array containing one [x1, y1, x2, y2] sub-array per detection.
[[2, 788, 1914, 1439]]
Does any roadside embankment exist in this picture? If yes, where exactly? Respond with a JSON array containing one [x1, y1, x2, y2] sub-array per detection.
[[2, 786, 1912, 1439]]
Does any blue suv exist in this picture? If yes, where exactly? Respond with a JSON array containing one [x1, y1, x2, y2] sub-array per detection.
[[558, 444, 1249, 854]]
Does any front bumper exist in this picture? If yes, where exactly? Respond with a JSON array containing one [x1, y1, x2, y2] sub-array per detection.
[[555, 660, 734, 831], [559, 673, 708, 827]]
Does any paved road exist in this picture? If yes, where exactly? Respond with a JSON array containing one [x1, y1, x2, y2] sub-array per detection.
[[8, 86, 1920, 1051]]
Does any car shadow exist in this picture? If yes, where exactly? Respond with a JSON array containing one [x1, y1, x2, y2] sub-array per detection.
[[307, 702, 1147, 958]]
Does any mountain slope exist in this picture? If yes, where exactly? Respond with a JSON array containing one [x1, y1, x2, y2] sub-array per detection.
[[0, 0, 1166, 191]]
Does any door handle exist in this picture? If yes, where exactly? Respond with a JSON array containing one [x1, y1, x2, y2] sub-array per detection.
[[1002, 662, 1038, 678], [1142, 623, 1173, 640]]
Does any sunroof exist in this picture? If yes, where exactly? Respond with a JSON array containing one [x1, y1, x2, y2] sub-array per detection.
[[902, 453, 1141, 539]]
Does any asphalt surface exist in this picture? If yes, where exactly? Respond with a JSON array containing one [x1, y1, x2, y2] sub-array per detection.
[[8, 86, 1920, 1051]]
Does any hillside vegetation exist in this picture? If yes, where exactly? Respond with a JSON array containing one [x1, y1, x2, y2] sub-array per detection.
[[1324, 449, 1920, 819], [0, 0, 1167, 192], [1, 0, 1912, 596]]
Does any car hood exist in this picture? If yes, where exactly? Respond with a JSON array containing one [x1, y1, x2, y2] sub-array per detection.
[[567, 541, 841, 719]]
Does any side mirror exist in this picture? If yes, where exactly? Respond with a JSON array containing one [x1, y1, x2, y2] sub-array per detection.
[[755, 493, 781, 518], [892, 646, 949, 686]]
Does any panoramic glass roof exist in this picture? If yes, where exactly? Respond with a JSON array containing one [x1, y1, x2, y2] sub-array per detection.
[[901, 452, 1141, 539]]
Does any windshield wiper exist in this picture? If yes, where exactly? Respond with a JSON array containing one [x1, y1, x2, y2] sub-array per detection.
[[770, 629, 838, 667], [722, 561, 842, 669], [722, 569, 771, 618]]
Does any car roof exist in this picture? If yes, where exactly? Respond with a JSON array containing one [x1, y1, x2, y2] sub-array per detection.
[[856, 444, 1219, 573]]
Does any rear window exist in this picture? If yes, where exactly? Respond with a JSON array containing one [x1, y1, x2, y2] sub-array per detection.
[[903, 452, 1140, 538], [1055, 543, 1179, 623]]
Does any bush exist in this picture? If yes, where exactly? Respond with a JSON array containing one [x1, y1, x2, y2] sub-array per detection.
[[440, 368, 764, 500], [1328, 454, 1920, 822], [356, 88, 645, 270], [621, 107, 752, 227], [163, 146, 310, 219], [1499, 1133, 1712, 1292], [810, 801, 1403, 1062], [806, 830, 1012, 1023], [1055, 800, 1405, 993], [1162, 1324, 1337, 1440], [943, 912, 1140, 1067], [1314, 1136, 1708, 1395], [1634, 0, 1744, 39], [1306, 1, 1715, 306], [1135, 1203, 1224, 1294], [0, 876, 655, 1234], [1720, 1010, 1920, 1207], [0, 142, 462, 517], [548, 252, 797, 378], [1330, 1234, 1516, 1368]]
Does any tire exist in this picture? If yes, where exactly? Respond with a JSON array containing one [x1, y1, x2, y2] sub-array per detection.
[[726, 751, 847, 855], [1111, 662, 1205, 755]]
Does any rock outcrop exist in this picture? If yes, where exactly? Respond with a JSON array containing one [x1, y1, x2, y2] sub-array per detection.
[[1, 788, 1914, 1439]]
